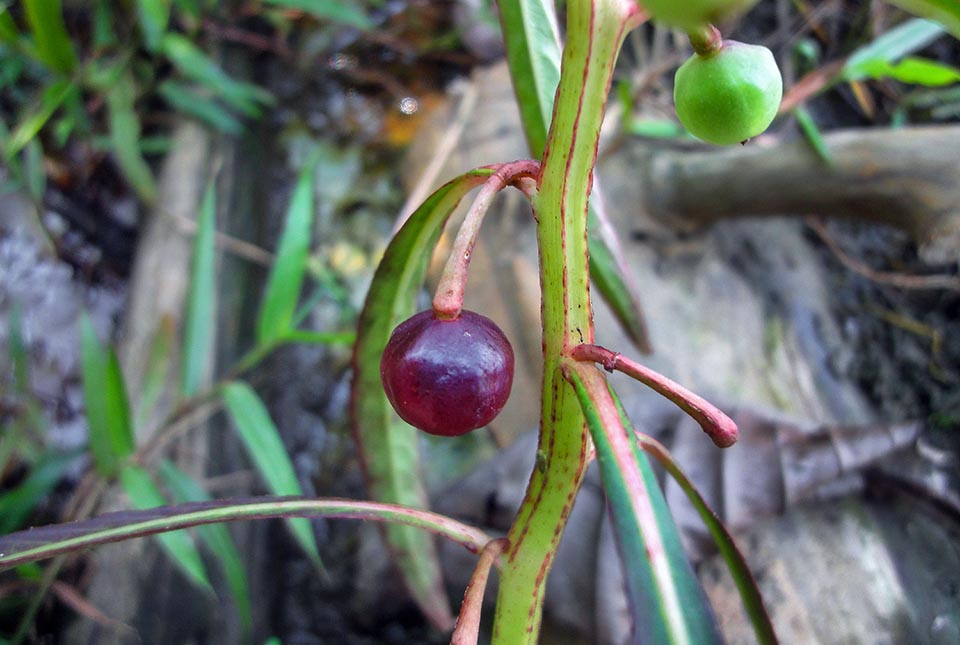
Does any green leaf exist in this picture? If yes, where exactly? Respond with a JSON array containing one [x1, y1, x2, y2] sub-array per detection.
[[256, 157, 316, 345], [159, 461, 252, 632], [137, 0, 170, 52], [565, 362, 719, 644], [93, 0, 117, 49], [105, 70, 157, 203], [794, 105, 833, 166], [182, 181, 217, 397], [262, 0, 373, 30], [23, 0, 77, 73], [119, 465, 213, 592], [6, 79, 74, 158], [157, 80, 245, 135], [0, 8, 20, 45], [843, 18, 946, 80], [222, 382, 321, 565], [849, 56, 960, 86], [0, 451, 79, 535], [498, 0, 652, 352], [0, 496, 492, 571], [161, 33, 274, 117], [80, 315, 135, 476], [634, 434, 777, 645], [350, 168, 492, 630], [280, 329, 355, 346], [497, 0, 561, 158], [885, 0, 960, 40]]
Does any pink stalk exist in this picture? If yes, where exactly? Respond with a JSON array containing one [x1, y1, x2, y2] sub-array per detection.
[[451, 538, 508, 645], [570, 343, 739, 447], [432, 160, 540, 319]]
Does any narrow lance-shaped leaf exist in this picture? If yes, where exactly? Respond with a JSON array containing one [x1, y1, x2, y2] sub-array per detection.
[[0, 450, 80, 535], [157, 81, 245, 136], [161, 33, 274, 117], [0, 497, 492, 571], [350, 168, 493, 630], [632, 433, 777, 645], [23, 0, 77, 73], [6, 79, 75, 158], [160, 461, 252, 632], [105, 70, 158, 203], [80, 315, 135, 476], [222, 382, 321, 565], [182, 181, 217, 397], [256, 156, 316, 345], [119, 465, 213, 592], [137, 0, 170, 52], [843, 18, 946, 81], [498, 0, 652, 352], [883, 0, 960, 41], [564, 361, 720, 645]]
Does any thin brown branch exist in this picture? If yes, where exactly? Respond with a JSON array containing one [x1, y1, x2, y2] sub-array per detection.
[[806, 216, 960, 291]]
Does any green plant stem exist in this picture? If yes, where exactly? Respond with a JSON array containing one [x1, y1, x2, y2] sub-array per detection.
[[491, 1, 641, 641]]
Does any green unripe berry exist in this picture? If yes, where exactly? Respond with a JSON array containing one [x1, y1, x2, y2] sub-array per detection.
[[641, 0, 759, 30], [673, 40, 783, 146]]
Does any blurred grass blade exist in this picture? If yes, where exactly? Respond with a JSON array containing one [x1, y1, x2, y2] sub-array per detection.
[[137, 0, 170, 52], [263, 0, 373, 29], [498, 0, 652, 352], [793, 106, 832, 166], [350, 168, 493, 630], [105, 70, 157, 203], [160, 461, 252, 632], [0, 451, 79, 535], [23, 0, 77, 73], [256, 157, 316, 345], [135, 316, 175, 433], [0, 497, 492, 571], [843, 18, 945, 80], [281, 330, 355, 346], [182, 181, 217, 397], [0, 8, 19, 44], [565, 361, 720, 644], [80, 315, 135, 476], [93, 0, 117, 49], [157, 80, 244, 135], [885, 0, 960, 40], [848, 56, 960, 85], [119, 465, 213, 592], [6, 79, 74, 157], [161, 33, 274, 117], [634, 433, 777, 645], [222, 382, 321, 565]]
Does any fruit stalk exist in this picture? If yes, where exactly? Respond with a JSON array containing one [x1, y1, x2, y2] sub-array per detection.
[[490, 1, 642, 641], [433, 160, 540, 318]]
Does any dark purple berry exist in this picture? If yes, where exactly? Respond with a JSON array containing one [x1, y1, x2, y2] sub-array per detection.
[[380, 309, 514, 437]]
